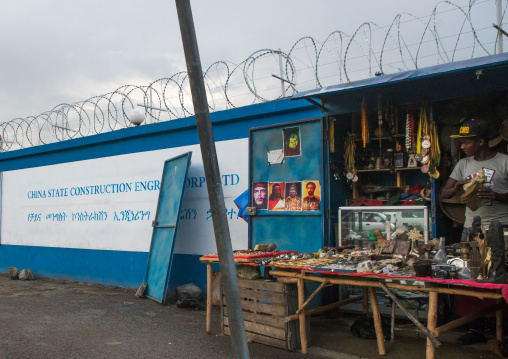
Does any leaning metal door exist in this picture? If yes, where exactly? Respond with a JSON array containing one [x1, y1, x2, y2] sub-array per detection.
[[144, 152, 192, 303]]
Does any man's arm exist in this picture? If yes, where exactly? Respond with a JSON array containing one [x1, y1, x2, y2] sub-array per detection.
[[441, 177, 471, 199]]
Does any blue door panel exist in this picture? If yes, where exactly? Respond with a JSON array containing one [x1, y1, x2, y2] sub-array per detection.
[[157, 160, 189, 224], [251, 215, 322, 253], [250, 121, 322, 181], [145, 152, 192, 303], [249, 118, 325, 252]]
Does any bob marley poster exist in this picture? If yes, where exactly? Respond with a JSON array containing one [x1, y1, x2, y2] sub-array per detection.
[[302, 180, 321, 211], [283, 127, 301, 157], [284, 182, 302, 211], [268, 182, 285, 211]]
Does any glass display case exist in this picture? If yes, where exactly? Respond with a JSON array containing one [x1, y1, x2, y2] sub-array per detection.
[[338, 205, 430, 246]]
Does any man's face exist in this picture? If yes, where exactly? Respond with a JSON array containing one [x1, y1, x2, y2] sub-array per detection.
[[460, 138, 482, 157], [289, 190, 296, 198], [289, 134, 299, 149], [253, 186, 267, 205], [306, 184, 315, 196], [273, 186, 281, 197]]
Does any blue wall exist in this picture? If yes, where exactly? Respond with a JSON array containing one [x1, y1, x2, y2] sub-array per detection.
[[0, 99, 322, 293]]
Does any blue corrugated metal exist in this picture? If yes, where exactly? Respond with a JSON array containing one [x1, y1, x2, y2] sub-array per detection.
[[293, 53, 508, 116]]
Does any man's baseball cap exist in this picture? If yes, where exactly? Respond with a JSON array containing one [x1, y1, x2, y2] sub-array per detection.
[[450, 118, 489, 138]]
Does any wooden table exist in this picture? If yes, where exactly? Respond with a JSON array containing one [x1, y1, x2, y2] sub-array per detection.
[[270, 269, 506, 359], [200, 256, 506, 358]]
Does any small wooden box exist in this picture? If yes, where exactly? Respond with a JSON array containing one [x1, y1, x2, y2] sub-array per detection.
[[221, 278, 307, 351]]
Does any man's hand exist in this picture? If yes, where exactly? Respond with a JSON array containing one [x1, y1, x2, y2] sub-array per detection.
[[441, 177, 471, 199], [455, 178, 471, 190], [477, 187, 496, 202]]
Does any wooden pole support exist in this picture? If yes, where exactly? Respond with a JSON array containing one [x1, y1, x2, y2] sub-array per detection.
[[496, 298, 503, 342], [206, 262, 213, 334], [368, 287, 386, 356], [363, 287, 369, 314], [298, 278, 308, 354], [295, 279, 329, 316], [379, 283, 441, 348], [285, 295, 363, 323], [432, 301, 504, 337], [426, 292, 438, 359], [268, 270, 503, 299]]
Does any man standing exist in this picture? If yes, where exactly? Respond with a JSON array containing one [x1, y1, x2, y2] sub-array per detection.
[[441, 118, 508, 240], [303, 181, 320, 211], [441, 117, 508, 345]]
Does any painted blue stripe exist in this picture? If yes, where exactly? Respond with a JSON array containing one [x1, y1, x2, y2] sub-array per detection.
[[0, 244, 209, 294], [0, 244, 148, 287]]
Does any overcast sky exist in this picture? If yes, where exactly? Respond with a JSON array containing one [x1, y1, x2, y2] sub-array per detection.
[[0, 0, 499, 123]]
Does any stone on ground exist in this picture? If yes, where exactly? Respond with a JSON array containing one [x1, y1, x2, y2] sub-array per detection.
[[8, 267, 19, 280]]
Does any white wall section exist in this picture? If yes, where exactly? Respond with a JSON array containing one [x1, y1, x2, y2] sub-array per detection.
[[2, 138, 248, 255]]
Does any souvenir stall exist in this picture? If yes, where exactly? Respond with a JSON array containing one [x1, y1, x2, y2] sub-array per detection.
[[200, 53, 508, 358]]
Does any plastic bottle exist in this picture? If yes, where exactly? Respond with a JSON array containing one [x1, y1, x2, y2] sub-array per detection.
[[368, 233, 377, 250]]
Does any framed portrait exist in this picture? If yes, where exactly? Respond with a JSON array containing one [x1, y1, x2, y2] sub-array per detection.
[[268, 182, 285, 211], [252, 182, 268, 210], [284, 182, 302, 211], [302, 180, 320, 211], [283, 127, 301, 157]]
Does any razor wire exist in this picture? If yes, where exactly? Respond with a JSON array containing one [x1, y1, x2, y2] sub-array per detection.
[[0, 0, 504, 151]]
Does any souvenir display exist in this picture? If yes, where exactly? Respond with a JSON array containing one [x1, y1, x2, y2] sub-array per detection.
[[405, 111, 412, 152], [201, 212, 500, 285], [200, 249, 299, 261], [361, 98, 369, 148], [413, 104, 441, 178]]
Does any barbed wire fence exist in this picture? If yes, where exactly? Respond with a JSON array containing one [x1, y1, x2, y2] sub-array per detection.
[[0, 0, 504, 151]]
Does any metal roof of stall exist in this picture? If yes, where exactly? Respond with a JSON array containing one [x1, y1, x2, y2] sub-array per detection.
[[292, 52, 508, 115]]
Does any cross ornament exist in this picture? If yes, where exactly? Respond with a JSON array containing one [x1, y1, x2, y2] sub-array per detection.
[[408, 228, 423, 253]]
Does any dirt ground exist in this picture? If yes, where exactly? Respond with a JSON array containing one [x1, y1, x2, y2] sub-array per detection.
[[0, 274, 502, 359]]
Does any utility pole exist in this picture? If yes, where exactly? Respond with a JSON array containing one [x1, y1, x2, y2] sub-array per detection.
[[278, 48, 285, 98], [497, 0, 504, 53], [174, 1, 250, 358]]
